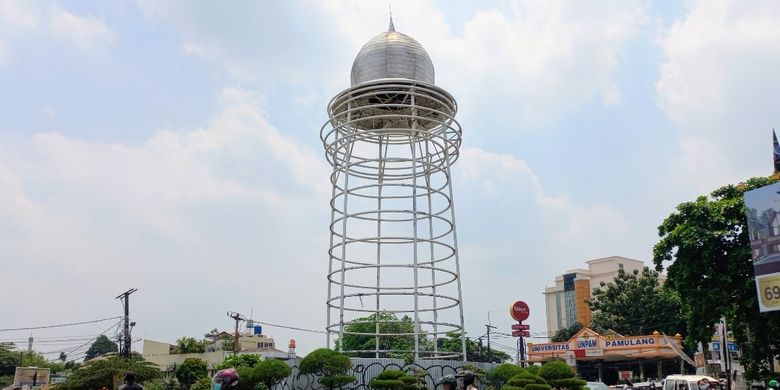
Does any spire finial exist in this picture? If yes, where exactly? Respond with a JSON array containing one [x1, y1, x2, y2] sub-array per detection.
[[388, 5, 395, 31]]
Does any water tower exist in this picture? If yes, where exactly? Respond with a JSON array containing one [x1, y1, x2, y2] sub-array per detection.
[[321, 18, 467, 359]]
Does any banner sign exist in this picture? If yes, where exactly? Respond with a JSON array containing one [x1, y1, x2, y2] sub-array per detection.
[[14, 367, 50, 386], [743, 182, 780, 312], [605, 336, 655, 348]]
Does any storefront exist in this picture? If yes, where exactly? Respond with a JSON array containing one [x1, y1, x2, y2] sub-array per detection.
[[528, 328, 686, 383]]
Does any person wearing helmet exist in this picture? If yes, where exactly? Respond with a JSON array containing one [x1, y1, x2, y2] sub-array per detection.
[[768, 379, 778, 390], [118, 372, 144, 390], [456, 370, 477, 390], [438, 374, 457, 390], [212, 368, 239, 390]]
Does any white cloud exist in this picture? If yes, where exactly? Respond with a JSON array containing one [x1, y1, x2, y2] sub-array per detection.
[[318, 0, 646, 125], [656, 0, 780, 192], [0, 87, 332, 352], [0, 1, 114, 66], [136, 1, 645, 124], [49, 5, 115, 50]]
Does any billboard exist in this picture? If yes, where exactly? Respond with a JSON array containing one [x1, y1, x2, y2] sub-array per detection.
[[14, 367, 50, 387], [743, 182, 780, 312]]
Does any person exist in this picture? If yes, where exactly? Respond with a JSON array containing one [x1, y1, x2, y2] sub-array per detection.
[[212, 368, 240, 390], [438, 374, 457, 390], [118, 372, 144, 390], [456, 370, 477, 390]]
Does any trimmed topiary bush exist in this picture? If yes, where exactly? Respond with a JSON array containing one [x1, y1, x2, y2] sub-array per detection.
[[549, 377, 587, 390], [525, 384, 553, 390], [507, 372, 547, 389], [526, 365, 541, 376], [369, 369, 424, 390], [539, 361, 586, 390], [491, 364, 525, 385], [501, 386, 524, 390], [300, 348, 356, 390]]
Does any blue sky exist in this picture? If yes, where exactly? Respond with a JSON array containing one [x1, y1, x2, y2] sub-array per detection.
[[1, 0, 779, 360]]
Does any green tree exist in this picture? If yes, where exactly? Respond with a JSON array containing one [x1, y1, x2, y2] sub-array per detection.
[[175, 358, 208, 390], [299, 348, 355, 390], [550, 322, 584, 342], [253, 359, 291, 389], [55, 355, 161, 390], [175, 337, 206, 354], [539, 361, 586, 390], [437, 332, 511, 363], [588, 267, 685, 336], [335, 312, 416, 359], [215, 353, 262, 370], [653, 177, 780, 378], [84, 335, 119, 361]]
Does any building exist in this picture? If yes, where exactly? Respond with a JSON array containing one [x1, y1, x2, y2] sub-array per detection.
[[527, 327, 684, 383], [142, 332, 292, 372], [543, 256, 647, 336]]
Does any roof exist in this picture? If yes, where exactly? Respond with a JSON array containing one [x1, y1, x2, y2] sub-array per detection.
[[350, 20, 434, 86]]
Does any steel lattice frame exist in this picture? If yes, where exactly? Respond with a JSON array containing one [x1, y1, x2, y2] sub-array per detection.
[[321, 79, 467, 360]]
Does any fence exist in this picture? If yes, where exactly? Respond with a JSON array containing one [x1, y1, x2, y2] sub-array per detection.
[[273, 358, 498, 389]]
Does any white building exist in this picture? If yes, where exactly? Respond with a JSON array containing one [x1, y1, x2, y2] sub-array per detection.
[[543, 256, 648, 336]]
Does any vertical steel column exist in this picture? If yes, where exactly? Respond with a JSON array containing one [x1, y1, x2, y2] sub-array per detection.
[[336, 104, 353, 350], [410, 93, 421, 359]]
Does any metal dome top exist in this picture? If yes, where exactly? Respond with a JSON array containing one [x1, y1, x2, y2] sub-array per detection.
[[350, 19, 435, 86]]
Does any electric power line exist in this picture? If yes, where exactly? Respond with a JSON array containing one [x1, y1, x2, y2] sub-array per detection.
[[252, 320, 327, 334], [0, 316, 122, 332]]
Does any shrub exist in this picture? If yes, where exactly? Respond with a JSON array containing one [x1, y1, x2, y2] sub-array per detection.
[[549, 377, 587, 390], [526, 366, 541, 376], [254, 359, 292, 389], [539, 361, 575, 381], [190, 377, 212, 390], [300, 349, 355, 390], [369, 369, 424, 389], [525, 384, 553, 390], [320, 374, 357, 389], [176, 358, 208, 389], [539, 361, 586, 390], [216, 354, 262, 370], [502, 386, 524, 390], [507, 372, 546, 389], [491, 364, 525, 384]]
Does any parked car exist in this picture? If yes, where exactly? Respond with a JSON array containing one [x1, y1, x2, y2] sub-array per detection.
[[588, 381, 611, 390], [663, 375, 721, 390]]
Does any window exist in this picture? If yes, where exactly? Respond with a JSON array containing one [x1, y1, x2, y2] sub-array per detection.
[[771, 214, 780, 236], [619, 263, 624, 269], [770, 243, 780, 254], [753, 247, 763, 258]]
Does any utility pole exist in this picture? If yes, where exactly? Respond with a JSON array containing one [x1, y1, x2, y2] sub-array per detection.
[[485, 324, 496, 362], [721, 318, 732, 390], [116, 288, 137, 358], [227, 311, 246, 354]]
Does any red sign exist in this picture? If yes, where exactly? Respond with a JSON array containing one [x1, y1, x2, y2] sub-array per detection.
[[619, 371, 633, 380], [512, 330, 531, 337], [510, 301, 530, 321], [511, 324, 531, 331]]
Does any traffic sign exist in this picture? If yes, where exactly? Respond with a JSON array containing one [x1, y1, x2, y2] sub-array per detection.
[[511, 324, 531, 331], [512, 330, 531, 337], [510, 301, 530, 321]]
